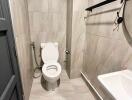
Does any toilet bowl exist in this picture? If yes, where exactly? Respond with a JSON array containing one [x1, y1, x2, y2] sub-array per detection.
[[42, 63, 61, 83], [41, 42, 62, 90]]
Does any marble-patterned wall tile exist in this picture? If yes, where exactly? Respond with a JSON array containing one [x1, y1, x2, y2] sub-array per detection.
[[73, 0, 88, 12], [9, 0, 33, 99], [28, 0, 67, 68], [66, 0, 88, 78], [69, 0, 88, 78], [86, 1, 124, 39], [83, 0, 132, 99], [28, 0, 48, 12], [70, 11, 86, 78], [48, 0, 67, 13]]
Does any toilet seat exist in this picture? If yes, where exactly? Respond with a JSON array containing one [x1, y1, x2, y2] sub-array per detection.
[[42, 62, 61, 82]]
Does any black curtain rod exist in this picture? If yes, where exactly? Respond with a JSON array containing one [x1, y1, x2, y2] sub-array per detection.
[[85, 0, 117, 11]]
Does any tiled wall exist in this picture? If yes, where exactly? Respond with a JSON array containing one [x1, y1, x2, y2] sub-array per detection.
[[28, 0, 88, 79], [68, 0, 88, 78], [28, 0, 67, 68], [66, 0, 73, 77], [9, 0, 33, 99], [82, 0, 132, 99]]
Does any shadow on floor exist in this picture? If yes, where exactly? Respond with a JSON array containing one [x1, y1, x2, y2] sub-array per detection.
[[40, 76, 60, 91]]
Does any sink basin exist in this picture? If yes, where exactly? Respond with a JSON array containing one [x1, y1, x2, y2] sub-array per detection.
[[98, 70, 132, 100]]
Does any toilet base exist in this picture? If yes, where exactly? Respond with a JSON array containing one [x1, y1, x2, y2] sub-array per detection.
[[46, 79, 60, 91], [46, 81, 57, 91]]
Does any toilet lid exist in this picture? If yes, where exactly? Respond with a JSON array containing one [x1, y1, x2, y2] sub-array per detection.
[[42, 43, 59, 63]]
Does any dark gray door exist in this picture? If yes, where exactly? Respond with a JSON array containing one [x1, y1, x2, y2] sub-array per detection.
[[0, 0, 23, 100]]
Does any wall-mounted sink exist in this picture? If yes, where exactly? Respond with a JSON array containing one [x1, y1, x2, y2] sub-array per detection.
[[98, 70, 132, 100]]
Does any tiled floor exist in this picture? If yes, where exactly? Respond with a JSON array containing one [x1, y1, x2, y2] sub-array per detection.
[[29, 70, 96, 100]]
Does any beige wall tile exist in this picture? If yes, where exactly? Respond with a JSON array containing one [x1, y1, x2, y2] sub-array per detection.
[[48, 0, 67, 13], [9, 0, 33, 99], [69, 0, 88, 78], [28, 0, 48, 12], [28, 0, 67, 68], [73, 0, 88, 12]]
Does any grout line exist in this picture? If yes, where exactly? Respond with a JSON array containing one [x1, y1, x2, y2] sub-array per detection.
[[81, 72, 103, 100]]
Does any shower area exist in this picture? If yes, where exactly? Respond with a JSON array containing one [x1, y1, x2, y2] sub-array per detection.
[[82, 0, 132, 99]]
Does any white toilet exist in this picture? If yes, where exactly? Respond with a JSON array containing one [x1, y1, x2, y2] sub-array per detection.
[[41, 42, 61, 90]]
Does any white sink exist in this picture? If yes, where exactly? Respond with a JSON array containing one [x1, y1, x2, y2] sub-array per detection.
[[98, 70, 132, 100]]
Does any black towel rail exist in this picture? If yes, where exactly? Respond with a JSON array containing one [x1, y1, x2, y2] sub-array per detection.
[[85, 0, 117, 11]]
